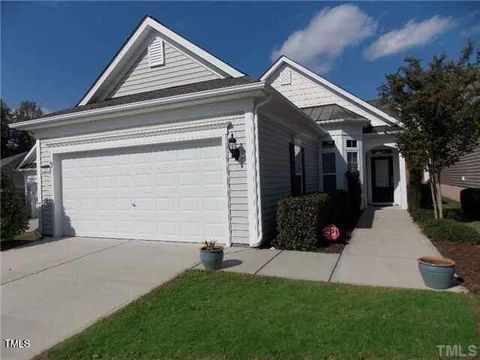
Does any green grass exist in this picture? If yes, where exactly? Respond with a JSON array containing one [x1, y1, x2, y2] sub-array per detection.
[[36, 271, 479, 360], [442, 197, 480, 233]]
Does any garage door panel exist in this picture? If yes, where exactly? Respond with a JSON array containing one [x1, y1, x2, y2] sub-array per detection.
[[60, 139, 227, 243]]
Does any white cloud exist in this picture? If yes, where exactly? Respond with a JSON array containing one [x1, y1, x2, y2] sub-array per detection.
[[461, 23, 480, 37], [271, 4, 377, 73], [364, 16, 456, 61]]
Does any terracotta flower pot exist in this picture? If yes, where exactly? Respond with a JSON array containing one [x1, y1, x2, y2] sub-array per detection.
[[418, 256, 455, 289]]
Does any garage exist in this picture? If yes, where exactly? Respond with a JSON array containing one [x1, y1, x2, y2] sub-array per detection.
[[59, 138, 228, 243]]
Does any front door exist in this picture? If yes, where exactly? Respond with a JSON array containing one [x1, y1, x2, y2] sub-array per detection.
[[371, 156, 394, 203]]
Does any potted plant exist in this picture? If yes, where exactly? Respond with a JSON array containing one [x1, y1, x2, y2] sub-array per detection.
[[418, 256, 456, 289], [200, 240, 224, 271]]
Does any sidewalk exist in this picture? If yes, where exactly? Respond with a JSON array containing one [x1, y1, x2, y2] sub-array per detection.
[[195, 207, 466, 292]]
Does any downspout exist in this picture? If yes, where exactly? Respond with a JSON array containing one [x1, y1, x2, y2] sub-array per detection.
[[250, 95, 271, 247]]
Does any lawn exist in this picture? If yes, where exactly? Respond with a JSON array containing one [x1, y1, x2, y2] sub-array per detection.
[[442, 197, 480, 233], [36, 271, 479, 360]]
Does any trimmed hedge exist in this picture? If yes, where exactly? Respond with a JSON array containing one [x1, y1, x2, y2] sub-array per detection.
[[460, 188, 480, 220], [409, 208, 434, 223], [274, 191, 354, 251], [423, 219, 480, 244]]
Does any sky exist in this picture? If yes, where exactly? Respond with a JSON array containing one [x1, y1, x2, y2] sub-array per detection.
[[1, 1, 479, 113]]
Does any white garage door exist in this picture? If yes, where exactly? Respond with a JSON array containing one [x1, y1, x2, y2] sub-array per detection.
[[60, 139, 228, 243]]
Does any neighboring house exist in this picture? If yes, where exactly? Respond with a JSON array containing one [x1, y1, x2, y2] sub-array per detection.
[[10, 16, 406, 246], [1, 152, 27, 198], [440, 147, 480, 202], [17, 145, 39, 218], [0, 149, 38, 218]]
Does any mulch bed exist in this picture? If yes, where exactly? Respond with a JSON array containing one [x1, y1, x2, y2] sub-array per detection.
[[0, 240, 34, 251], [433, 240, 480, 294]]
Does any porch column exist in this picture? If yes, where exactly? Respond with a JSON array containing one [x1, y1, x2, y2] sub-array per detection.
[[399, 152, 408, 209]]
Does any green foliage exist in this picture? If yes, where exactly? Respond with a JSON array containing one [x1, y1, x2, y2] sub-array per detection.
[[407, 182, 433, 210], [379, 43, 480, 218], [409, 208, 434, 223], [1, 99, 43, 158], [274, 191, 354, 251], [1, 173, 29, 241], [460, 188, 480, 220], [424, 218, 480, 244], [201, 240, 222, 250], [345, 170, 362, 215]]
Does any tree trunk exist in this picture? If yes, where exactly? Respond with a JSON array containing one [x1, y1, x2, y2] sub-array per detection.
[[428, 166, 439, 219], [436, 173, 444, 219]]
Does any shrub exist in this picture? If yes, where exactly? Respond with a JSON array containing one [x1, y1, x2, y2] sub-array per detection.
[[1, 173, 29, 241], [423, 218, 480, 244], [407, 181, 433, 210], [409, 208, 434, 223], [460, 188, 480, 220], [346, 170, 362, 215], [274, 191, 352, 251]]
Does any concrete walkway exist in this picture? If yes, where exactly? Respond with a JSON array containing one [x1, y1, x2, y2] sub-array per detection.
[[330, 207, 464, 291], [1, 237, 200, 360], [1, 211, 463, 359]]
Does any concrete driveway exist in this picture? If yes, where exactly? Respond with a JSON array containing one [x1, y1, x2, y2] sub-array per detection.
[[1, 237, 200, 360]]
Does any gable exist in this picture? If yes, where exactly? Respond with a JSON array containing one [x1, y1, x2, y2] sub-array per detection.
[[263, 59, 397, 127], [110, 32, 220, 98], [79, 16, 244, 105]]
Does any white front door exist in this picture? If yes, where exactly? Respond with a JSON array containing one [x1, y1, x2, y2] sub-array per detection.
[[60, 139, 228, 243]]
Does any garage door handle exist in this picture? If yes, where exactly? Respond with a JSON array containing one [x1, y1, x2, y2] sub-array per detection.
[[131, 203, 137, 207]]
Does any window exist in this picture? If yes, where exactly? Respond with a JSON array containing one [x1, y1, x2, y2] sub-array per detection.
[[322, 152, 336, 192], [347, 152, 358, 171], [290, 143, 305, 196], [346, 140, 357, 148]]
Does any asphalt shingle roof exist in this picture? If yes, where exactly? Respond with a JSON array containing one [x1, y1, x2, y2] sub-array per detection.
[[302, 104, 366, 122], [26, 76, 258, 122]]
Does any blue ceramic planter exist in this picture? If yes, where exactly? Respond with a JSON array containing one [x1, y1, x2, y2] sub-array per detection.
[[200, 247, 224, 271], [418, 256, 455, 290]]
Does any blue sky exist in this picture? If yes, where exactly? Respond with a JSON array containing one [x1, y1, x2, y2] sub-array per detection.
[[1, 1, 479, 112]]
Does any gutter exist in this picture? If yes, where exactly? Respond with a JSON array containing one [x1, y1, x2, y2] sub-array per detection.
[[9, 82, 266, 131], [249, 95, 271, 247]]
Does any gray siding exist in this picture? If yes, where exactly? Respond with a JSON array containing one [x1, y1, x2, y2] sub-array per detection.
[[111, 34, 220, 98], [38, 113, 249, 244], [441, 148, 480, 188], [258, 115, 319, 243]]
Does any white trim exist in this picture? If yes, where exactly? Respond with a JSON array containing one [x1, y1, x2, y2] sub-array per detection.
[[244, 109, 259, 246], [35, 140, 43, 233], [261, 56, 398, 125], [79, 16, 244, 106], [16, 144, 37, 170], [49, 126, 232, 245], [10, 82, 265, 131]]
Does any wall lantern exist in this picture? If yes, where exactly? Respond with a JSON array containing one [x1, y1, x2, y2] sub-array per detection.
[[228, 133, 240, 161]]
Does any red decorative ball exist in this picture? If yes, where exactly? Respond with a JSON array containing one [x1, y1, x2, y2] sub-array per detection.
[[323, 224, 340, 242]]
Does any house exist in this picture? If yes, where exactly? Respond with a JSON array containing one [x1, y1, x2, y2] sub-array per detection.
[[0, 149, 38, 218], [10, 16, 407, 247], [17, 145, 39, 218], [440, 147, 480, 202]]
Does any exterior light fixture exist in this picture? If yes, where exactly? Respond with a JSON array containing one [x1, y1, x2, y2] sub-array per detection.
[[228, 133, 240, 160]]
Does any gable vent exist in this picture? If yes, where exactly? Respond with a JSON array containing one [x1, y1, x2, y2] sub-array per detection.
[[148, 37, 165, 67], [280, 68, 292, 85]]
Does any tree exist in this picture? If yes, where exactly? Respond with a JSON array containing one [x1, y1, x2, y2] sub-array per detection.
[[11, 101, 43, 154], [1, 100, 14, 158], [379, 42, 480, 219], [0, 100, 43, 158], [1, 173, 29, 241]]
